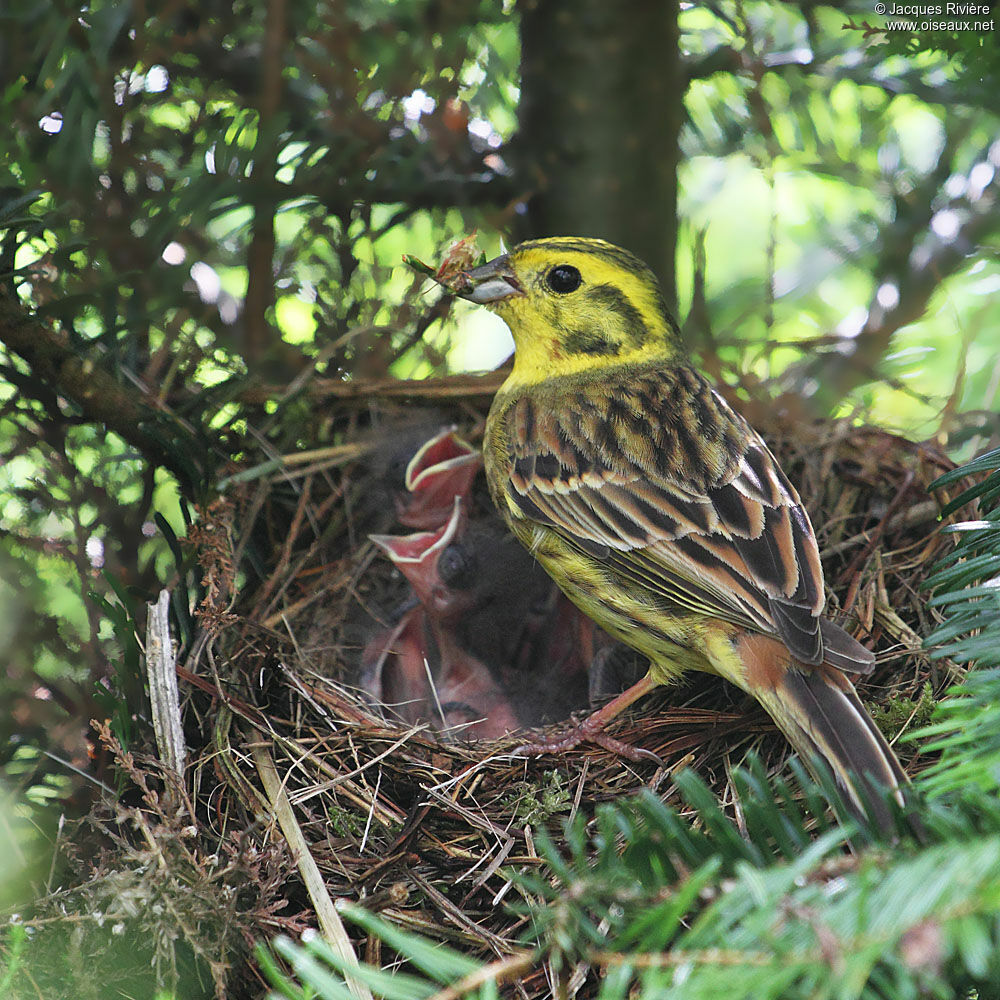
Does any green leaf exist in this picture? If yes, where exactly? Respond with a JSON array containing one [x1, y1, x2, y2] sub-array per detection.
[[336, 903, 482, 983]]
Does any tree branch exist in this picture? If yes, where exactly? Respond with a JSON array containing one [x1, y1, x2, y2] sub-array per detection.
[[243, 0, 288, 366], [0, 292, 197, 482], [237, 370, 506, 405]]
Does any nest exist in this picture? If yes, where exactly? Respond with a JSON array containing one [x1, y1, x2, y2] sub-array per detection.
[[172, 374, 966, 991], [26, 374, 970, 999]]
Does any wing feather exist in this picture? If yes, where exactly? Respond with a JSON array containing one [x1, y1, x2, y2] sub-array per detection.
[[494, 366, 862, 668]]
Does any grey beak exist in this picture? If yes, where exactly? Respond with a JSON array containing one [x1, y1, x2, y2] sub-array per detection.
[[455, 254, 524, 303]]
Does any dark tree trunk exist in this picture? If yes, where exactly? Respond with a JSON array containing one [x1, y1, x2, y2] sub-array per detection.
[[514, 0, 682, 311]]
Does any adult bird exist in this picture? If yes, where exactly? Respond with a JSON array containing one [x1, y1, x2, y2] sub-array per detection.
[[452, 236, 908, 828]]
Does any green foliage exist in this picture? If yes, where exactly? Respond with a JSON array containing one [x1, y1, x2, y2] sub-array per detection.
[[262, 767, 1000, 998], [3, 1, 999, 805], [3, 3, 1000, 996], [913, 447, 1000, 799], [0, 925, 28, 997], [261, 909, 491, 1000], [857, 10, 1000, 103], [678, 2, 1000, 433], [0, 0, 521, 833], [263, 766, 1000, 999], [88, 571, 146, 751]]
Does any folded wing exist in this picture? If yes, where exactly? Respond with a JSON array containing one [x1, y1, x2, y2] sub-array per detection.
[[498, 365, 873, 673]]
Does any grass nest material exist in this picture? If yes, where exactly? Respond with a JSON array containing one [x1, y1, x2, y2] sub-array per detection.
[[25, 373, 969, 999], [161, 372, 964, 993]]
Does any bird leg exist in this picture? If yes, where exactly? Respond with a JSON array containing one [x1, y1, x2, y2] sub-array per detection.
[[514, 673, 661, 764]]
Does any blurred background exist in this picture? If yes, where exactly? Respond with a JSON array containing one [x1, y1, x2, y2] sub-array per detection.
[[1, 0, 999, 994]]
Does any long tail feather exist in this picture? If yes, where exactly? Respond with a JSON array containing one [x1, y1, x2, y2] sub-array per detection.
[[768, 665, 907, 828], [728, 632, 907, 831], [818, 618, 876, 675]]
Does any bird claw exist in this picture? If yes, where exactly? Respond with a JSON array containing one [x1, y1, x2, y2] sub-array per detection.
[[588, 731, 663, 765], [512, 724, 662, 766], [512, 673, 662, 765]]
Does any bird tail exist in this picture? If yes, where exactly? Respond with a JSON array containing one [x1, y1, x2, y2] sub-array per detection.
[[728, 633, 908, 832]]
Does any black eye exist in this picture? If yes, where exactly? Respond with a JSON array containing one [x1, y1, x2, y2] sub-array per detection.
[[438, 544, 474, 589], [546, 265, 582, 294]]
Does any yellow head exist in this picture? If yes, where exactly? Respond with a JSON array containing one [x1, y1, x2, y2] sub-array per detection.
[[458, 237, 683, 387]]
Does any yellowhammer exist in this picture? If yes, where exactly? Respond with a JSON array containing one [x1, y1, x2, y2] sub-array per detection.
[[450, 235, 907, 827]]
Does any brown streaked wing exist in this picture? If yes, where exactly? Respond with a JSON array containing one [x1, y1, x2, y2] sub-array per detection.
[[500, 365, 830, 663]]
